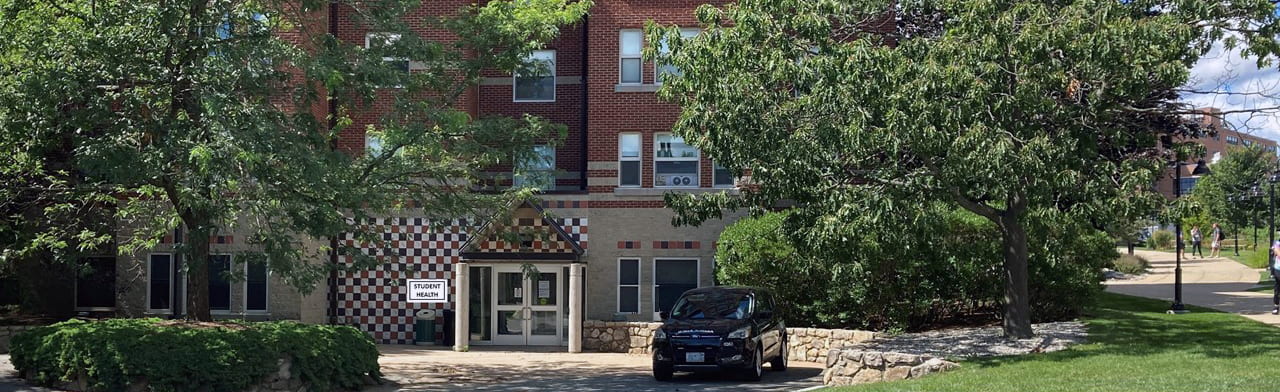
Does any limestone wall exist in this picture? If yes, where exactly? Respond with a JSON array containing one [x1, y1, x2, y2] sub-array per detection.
[[0, 325, 41, 354], [822, 349, 958, 386], [785, 327, 880, 363], [583, 321, 661, 354]]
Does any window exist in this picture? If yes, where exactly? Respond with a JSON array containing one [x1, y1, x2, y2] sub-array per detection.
[[208, 255, 232, 311], [1178, 177, 1199, 195], [654, 133, 698, 187], [656, 28, 701, 84], [1226, 135, 1239, 145], [619, 30, 643, 84], [148, 254, 173, 312], [366, 33, 408, 73], [713, 163, 734, 188], [515, 50, 556, 102], [654, 259, 698, 315], [75, 257, 116, 310], [619, 133, 641, 187], [365, 132, 383, 156], [246, 261, 268, 312], [618, 258, 640, 313], [514, 145, 555, 190]]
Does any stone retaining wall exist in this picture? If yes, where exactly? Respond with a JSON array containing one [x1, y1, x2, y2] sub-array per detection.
[[822, 349, 959, 386], [0, 325, 41, 354], [582, 320, 880, 363], [786, 328, 880, 363], [583, 321, 662, 354]]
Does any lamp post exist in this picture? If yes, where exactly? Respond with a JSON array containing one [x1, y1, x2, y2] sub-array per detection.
[[1229, 194, 1240, 256], [1171, 159, 1211, 314], [1253, 184, 1264, 250], [1270, 170, 1280, 272]]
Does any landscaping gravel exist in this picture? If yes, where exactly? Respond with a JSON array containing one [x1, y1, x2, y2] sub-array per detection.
[[853, 321, 1087, 359]]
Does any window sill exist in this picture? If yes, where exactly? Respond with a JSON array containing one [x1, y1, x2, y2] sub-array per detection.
[[614, 84, 660, 93], [613, 187, 739, 197]]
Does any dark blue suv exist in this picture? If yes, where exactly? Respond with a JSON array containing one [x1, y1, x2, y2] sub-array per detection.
[[651, 286, 787, 381]]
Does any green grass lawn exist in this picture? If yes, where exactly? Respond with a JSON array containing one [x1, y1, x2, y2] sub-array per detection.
[[1144, 247, 1267, 268], [828, 292, 1280, 392]]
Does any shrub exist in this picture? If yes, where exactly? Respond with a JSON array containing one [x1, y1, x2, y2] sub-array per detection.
[[1148, 230, 1174, 250], [8, 319, 379, 392], [715, 206, 1111, 331], [1111, 254, 1151, 274]]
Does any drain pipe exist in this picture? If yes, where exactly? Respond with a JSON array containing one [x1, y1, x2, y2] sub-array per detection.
[[579, 16, 589, 191]]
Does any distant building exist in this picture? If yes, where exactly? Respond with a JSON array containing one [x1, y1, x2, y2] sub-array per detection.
[[1156, 107, 1278, 199]]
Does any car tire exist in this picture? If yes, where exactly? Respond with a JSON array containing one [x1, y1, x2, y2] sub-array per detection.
[[743, 347, 763, 381], [770, 341, 788, 371], [654, 362, 674, 381]]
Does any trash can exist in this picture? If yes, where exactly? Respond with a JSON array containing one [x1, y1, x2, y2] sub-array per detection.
[[414, 309, 437, 346]]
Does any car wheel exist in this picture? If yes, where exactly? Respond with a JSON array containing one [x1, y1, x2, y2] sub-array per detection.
[[743, 347, 763, 381], [770, 341, 788, 371], [653, 362, 674, 381]]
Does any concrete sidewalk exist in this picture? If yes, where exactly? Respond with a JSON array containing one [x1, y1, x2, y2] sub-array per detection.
[[1106, 249, 1280, 326]]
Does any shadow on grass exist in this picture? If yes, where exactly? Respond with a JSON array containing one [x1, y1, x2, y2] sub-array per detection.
[[960, 293, 1280, 370]]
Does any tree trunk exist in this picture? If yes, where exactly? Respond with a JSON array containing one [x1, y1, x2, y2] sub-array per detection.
[[1128, 242, 1135, 255], [996, 212, 1034, 339], [184, 222, 212, 321]]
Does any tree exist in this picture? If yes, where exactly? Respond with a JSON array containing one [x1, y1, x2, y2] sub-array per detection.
[[1189, 144, 1273, 237], [0, 0, 590, 320], [653, 0, 1280, 337]]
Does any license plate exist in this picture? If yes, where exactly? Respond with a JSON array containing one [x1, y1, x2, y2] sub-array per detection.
[[685, 352, 705, 363]]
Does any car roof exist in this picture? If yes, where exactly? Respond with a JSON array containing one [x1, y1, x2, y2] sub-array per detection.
[[681, 286, 764, 296]]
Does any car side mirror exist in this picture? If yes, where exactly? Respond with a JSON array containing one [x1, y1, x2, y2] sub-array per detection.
[[659, 311, 670, 320]]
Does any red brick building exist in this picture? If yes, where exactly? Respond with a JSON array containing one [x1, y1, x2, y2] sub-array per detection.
[[1157, 108, 1279, 199]]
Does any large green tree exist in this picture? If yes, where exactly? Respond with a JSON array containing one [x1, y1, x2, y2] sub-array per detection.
[[0, 0, 589, 320], [654, 0, 1280, 337], [1189, 144, 1273, 234]]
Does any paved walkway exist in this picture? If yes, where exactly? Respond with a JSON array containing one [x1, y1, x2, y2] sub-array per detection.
[[370, 345, 824, 391], [1105, 249, 1280, 326]]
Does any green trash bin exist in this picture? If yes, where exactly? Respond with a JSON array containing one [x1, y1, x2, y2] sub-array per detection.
[[414, 309, 436, 345]]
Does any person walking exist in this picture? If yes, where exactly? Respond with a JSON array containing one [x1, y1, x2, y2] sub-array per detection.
[[1271, 241, 1280, 315], [1210, 223, 1223, 258], [1190, 226, 1203, 258]]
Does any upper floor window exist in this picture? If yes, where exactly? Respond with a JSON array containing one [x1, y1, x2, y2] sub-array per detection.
[[619, 133, 642, 187], [1226, 135, 1239, 145], [619, 30, 643, 84], [366, 33, 408, 73], [515, 50, 556, 102], [655, 133, 698, 187], [365, 132, 384, 156], [656, 28, 701, 84], [713, 163, 734, 188], [515, 145, 556, 190]]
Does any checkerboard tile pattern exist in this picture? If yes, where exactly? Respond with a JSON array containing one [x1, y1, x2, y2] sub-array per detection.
[[335, 216, 587, 344]]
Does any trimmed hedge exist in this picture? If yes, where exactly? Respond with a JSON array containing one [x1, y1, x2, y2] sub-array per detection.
[[9, 319, 380, 392]]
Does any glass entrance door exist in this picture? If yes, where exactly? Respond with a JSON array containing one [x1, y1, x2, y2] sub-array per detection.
[[492, 265, 563, 345]]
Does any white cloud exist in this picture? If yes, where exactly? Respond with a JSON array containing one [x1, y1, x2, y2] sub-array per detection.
[[1183, 38, 1280, 143]]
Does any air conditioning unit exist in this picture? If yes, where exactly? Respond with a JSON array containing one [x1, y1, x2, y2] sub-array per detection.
[[659, 175, 696, 186]]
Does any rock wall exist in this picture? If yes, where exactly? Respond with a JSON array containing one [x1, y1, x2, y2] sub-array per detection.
[[785, 327, 880, 363], [822, 349, 959, 386], [583, 321, 661, 354], [582, 321, 880, 363], [0, 325, 40, 354]]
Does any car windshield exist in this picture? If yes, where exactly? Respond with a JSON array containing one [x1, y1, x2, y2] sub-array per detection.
[[670, 292, 752, 320]]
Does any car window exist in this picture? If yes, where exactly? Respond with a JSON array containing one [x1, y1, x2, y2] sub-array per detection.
[[756, 292, 772, 313], [671, 292, 753, 320]]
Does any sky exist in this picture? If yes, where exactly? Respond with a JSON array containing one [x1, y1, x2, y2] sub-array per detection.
[[1183, 39, 1280, 143]]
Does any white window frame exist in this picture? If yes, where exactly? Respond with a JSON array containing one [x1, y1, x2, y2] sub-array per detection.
[[619, 30, 644, 85], [653, 132, 699, 188], [365, 132, 383, 156], [652, 258, 700, 320], [146, 253, 174, 314], [618, 133, 642, 187], [243, 261, 270, 314], [209, 253, 234, 314], [617, 258, 641, 314], [366, 33, 407, 88], [712, 162, 735, 188], [655, 28, 701, 85], [1226, 135, 1239, 145], [514, 145, 556, 189], [514, 50, 556, 102]]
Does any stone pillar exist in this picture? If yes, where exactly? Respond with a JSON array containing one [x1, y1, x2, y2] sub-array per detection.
[[454, 262, 469, 352], [568, 263, 584, 353]]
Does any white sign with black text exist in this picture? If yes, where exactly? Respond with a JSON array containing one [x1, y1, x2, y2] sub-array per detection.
[[407, 279, 448, 303]]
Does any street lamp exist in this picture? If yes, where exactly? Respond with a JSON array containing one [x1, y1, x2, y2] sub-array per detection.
[[1253, 184, 1264, 249], [1269, 170, 1280, 275], [1171, 159, 1211, 314], [1229, 194, 1241, 256]]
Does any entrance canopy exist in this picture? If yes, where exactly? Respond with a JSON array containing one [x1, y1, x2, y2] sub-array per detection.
[[459, 200, 585, 262]]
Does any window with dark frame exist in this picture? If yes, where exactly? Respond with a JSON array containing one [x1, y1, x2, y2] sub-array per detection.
[[75, 256, 117, 309], [618, 258, 640, 313], [148, 254, 172, 311], [208, 255, 232, 311], [246, 261, 268, 312], [619, 133, 641, 187]]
